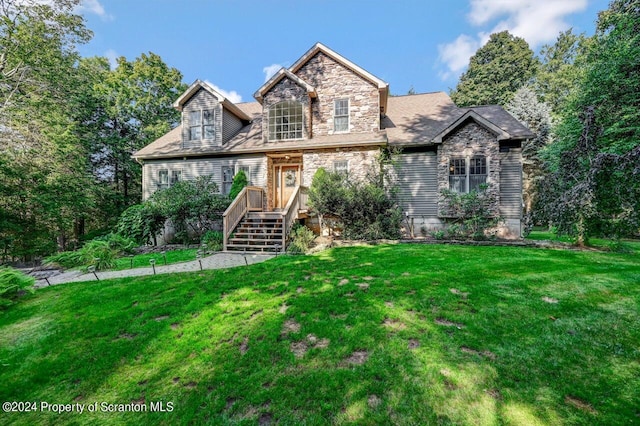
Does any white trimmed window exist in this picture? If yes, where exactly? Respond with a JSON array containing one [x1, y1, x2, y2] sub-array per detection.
[[170, 170, 182, 186], [237, 165, 251, 184], [189, 109, 215, 140], [158, 170, 169, 189], [334, 98, 349, 132], [268, 101, 304, 140], [222, 166, 234, 195], [449, 156, 487, 193], [334, 160, 348, 176]]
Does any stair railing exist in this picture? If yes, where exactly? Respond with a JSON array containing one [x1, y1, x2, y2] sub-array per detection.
[[281, 185, 301, 249], [223, 186, 264, 251]]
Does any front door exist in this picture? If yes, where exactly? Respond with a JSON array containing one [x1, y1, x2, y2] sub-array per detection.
[[273, 164, 300, 209]]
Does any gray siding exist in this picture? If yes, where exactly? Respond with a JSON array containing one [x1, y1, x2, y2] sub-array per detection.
[[222, 108, 243, 143], [397, 152, 438, 217], [182, 88, 223, 148], [142, 155, 266, 200], [499, 148, 522, 219]]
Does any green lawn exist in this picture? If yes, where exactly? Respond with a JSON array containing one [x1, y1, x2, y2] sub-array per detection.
[[526, 230, 640, 252], [1, 244, 638, 425], [111, 249, 198, 271]]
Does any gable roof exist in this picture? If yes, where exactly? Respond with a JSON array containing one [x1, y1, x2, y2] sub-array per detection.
[[173, 80, 251, 121], [254, 68, 317, 103], [383, 93, 535, 147]]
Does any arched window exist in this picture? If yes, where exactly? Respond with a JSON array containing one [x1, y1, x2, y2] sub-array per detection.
[[268, 101, 304, 141]]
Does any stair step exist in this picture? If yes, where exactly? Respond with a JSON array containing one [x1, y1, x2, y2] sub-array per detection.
[[227, 243, 282, 252]]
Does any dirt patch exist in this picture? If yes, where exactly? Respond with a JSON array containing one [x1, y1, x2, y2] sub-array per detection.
[[383, 318, 407, 331], [315, 338, 330, 349], [137, 380, 148, 386], [338, 278, 349, 286], [542, 296, 559, 304], [486, 388, 502, 400], [565, 396, 597, 414], [154, 315, 169, 321], [306, 334, 330, 349], [344, 350, 369, 365], [278, 304, 289, 314], [401, 272, 411, 277], [460, 346, 496, 360], [435, 318, 465, 328], [240, 337, 249, 355], [282, 319, 301, 334], [73, 394, 83, 401], [258, 412, 273, 426], [225, 397, 236, 411], [450, 288, 469, 298], [184, 381, 197, 389], [290, 341, 308, 358], [444, 379, 457, 390], [330, 313, 347, 320], [362, 276, 374, 281], [132, 301, 138, 307], [131, 396, 145, 405], [406, 290, 416, 295], [296, 287, 304, 294], [344, 292, 354, 297], [116, 332, 137, 340], [385, 301, 394, 308], [175, 332, 183, 339], [408, 339, 420, 350], [250, 309, 263, 319], [170, 323, 180, 330], [172, 377, 180, 384], [368, 394, 381, 409], [356, 283, 370, 290]]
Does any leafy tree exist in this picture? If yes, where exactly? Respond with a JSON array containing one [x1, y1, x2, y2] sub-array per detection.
[[507, 86, 552, 230], [229, 170, 248, 200], [87, 53, 187, 215], [451, 31, 538, 107], [0, 0, 94, 260], [540, 0, 640, 244], [535, 29, 588, 117]]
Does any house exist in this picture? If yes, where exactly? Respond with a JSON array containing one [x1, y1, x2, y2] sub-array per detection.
[[133, 42, 534, 251]]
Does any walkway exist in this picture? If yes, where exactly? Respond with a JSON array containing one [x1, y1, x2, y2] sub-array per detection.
[[33, 252, 275, 289]]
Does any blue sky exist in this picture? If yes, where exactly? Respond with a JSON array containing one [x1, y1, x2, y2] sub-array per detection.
[[77, 0, 609, 103]]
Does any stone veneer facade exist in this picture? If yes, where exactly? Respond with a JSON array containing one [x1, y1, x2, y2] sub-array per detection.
[[437, 121, 501, 217], [302, 147, 380, 187], [295, 52, 380, 136], [261, 78, 311, 142]]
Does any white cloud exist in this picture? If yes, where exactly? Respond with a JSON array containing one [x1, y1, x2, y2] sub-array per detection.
[[262, 64, 284, 82], [104, 49, 119, 70], [204, 80, 243, 103], [438, 0, 589, 81], [76, 0, 113, 20]]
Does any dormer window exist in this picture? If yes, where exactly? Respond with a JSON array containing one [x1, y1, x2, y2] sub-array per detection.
[[189, 109, 215, 140], [269, 101, 304, 141]]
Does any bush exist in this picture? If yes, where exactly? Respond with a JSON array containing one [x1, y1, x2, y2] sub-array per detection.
[[288, 224, 315, 254], [229, 170, 248, 200], [201, 230, 224, 252], [0, 267, 35, 309], [44, 239, 118, 271], [116, 204, 165, 245], [440, 186, 500, 240], [95, 233, 137, 254], [308, 166, 401, 240], [147, 176, 230, 244]]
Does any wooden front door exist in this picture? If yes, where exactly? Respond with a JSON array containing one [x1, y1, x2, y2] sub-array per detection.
[[273, 164, 300, 209]]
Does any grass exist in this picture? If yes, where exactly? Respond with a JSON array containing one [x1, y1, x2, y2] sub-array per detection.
[[1, 244, 639, 425], [526, 229, 640, 252], [111, 249, 198, 271]]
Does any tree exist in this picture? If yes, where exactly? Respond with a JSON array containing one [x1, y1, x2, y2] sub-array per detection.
[[535, 29, 588, 117], [451, 31, 538, 107], [87, 53, 186, 217], [540, 0, 640, 243], [507, 86, 552, 230], [0, 0, 94, 260]]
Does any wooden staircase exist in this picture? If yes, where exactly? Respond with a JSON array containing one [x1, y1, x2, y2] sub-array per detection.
[[222, 186, 307, 252], [226, 212, 284, 252]]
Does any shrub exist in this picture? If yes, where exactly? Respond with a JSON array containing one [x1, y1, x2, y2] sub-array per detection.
[[117, 204, 165, 246], [440, 186, 500, 240], [0, 267, 35, 309], [201, 230, 224, 252], [95, 233, 137, 254], [288, 224, 315, 254], [308, 165, 401, 240], [229, 170, 248, 200], [147, 176, 230, 244], [44, 240, 118, 271]]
